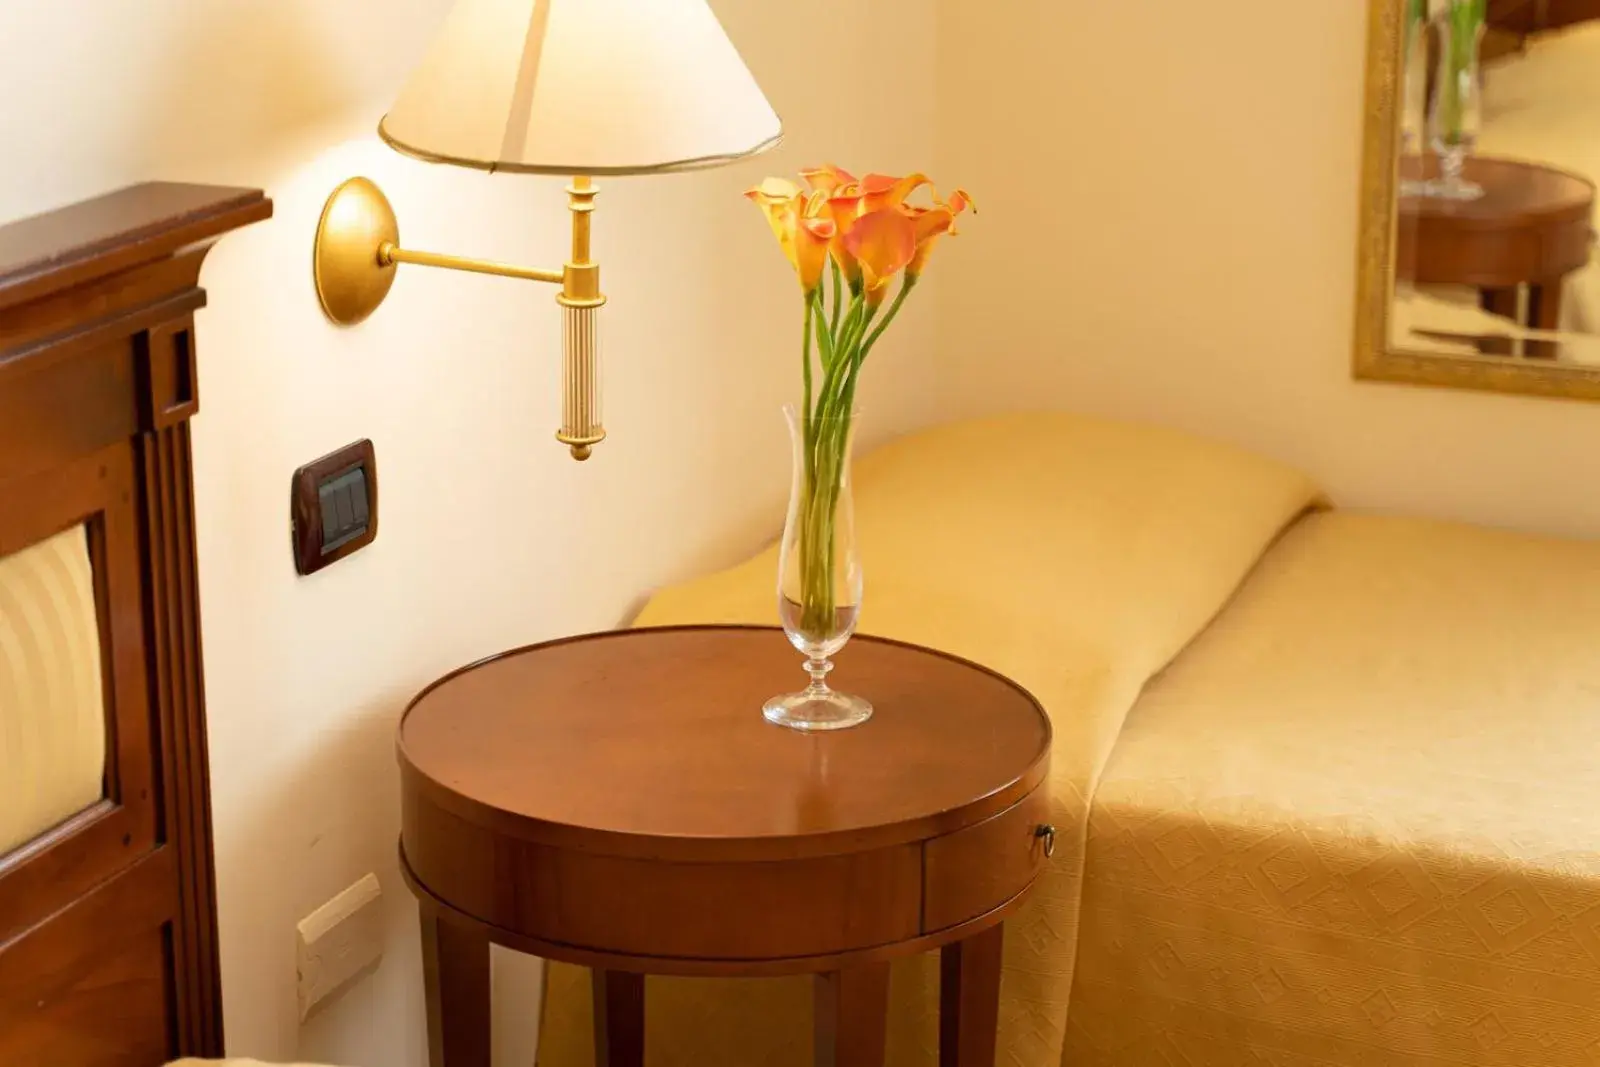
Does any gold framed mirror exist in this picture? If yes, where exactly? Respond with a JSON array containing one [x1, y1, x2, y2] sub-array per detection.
[[1354, 0, 1600, 400]]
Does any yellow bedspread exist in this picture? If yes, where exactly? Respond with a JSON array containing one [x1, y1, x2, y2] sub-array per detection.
[[1069, 512, 1600, 1066], [536, 412, 1321, 1066]]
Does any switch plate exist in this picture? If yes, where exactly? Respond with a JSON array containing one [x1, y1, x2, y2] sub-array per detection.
[[291, 439, 377, 575], [296, 872, 384, 1021]]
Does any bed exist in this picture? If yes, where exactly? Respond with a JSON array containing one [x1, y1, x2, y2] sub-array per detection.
[[1069, 510, 1600, 1065], [0, 182, 269, 1065], [530, 412, 1600, 1067]]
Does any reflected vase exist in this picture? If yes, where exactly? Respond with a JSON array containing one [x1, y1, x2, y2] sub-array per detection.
[[1398, 1, 1430, 195], [1426, 4, 1485, 201], [763, 405, 872, 732]]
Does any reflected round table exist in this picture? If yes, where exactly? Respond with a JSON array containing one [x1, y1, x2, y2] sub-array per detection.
[[397, 625, 1053, 1067], [1398, 155, 1595, 348]]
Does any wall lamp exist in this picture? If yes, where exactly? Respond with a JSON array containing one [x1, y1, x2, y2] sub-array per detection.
[[311, 0, 782, 459]]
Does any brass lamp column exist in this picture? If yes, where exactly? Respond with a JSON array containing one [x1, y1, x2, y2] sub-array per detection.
[[312, 174, 610, 459], [309, 0, 782, 461], [555, 177, 603, 458]]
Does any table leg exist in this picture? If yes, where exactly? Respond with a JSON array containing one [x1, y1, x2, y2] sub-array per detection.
[[1479, 287, 1520, 322], [420, 907, 491, 1067], [592, 970, 645, 1067], [1526, 280, 1564, 359], [940, 923, 1005, 1067], [1476, 287, 1522, 357], [814, 962, 891, 1067]]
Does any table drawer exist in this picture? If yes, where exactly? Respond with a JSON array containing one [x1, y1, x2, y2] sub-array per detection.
[[402, 788, 925, 960], [922, 787, 1050, 932]]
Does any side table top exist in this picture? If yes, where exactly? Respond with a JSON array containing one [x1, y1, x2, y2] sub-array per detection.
[[1398, 155, 1595, 230], [398, 626, 1050, 861], [1394, 155, 1596, 289]]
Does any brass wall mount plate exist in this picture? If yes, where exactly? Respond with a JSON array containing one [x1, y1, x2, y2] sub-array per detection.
[[312, 176, 399, 326]]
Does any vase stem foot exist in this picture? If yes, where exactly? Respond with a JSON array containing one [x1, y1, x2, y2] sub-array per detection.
[[804, 655, 833, 698], [764, 662, 873, 732]]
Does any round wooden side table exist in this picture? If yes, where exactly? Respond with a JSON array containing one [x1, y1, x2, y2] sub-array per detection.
[[397, 625, 1053, 1067], [1397, 155, 1595, 340]]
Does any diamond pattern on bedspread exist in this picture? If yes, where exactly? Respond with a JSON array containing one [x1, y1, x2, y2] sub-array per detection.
[[1070, 512, 1600, 1067]]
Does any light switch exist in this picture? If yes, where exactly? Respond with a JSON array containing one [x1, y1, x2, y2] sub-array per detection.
[[291, 439, 378, 576]]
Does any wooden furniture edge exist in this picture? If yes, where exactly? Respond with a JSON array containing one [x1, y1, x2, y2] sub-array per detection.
[[400, 843, 1041, 979], [0, 180, 271, 1061], [395, 624, 1054, 861], [0, 182, 272, 313]]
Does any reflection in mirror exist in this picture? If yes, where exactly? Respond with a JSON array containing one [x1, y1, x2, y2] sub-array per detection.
[[0, 524, 108, 856], [1391, 0, 1600, 366]]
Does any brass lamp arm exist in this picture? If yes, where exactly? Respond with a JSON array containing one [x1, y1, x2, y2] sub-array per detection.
[[312, 174, 606, 460], [379, 242, 564, 285]]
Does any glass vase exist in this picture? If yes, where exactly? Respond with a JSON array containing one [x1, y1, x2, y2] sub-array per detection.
[[1426, 2, 1485, 201], [1398, 0, 1430, 195], [763, 405, 872, 731]]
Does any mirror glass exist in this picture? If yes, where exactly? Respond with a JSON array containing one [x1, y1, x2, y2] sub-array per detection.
[[1362, 0, 1600, 390]]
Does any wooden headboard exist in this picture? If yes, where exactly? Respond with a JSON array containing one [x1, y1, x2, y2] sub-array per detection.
[[0, 184, 270, 1065]]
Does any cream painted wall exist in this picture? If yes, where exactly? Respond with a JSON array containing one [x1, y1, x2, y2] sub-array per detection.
[[0, 2, 938, 1064], [933, 0, 1600, 536]]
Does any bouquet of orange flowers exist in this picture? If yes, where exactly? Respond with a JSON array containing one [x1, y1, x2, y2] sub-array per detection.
[[747, 165, 973, 643]]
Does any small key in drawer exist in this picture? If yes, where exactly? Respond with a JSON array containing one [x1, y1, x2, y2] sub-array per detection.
[[922, 787, 1052, 932]]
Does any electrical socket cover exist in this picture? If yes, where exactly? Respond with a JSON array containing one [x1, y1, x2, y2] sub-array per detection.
[[296, 872, 384, 1021]]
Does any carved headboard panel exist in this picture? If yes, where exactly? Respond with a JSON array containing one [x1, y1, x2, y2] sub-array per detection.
[[0, 183, 270, 1065]]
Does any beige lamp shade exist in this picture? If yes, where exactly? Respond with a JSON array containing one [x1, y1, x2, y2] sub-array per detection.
[[379, 0, 783, 175]]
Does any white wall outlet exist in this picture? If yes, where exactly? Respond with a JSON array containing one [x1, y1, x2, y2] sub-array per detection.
[[296, 872, 384, 1022]]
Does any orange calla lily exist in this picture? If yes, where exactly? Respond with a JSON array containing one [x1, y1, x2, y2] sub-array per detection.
[[822, 190, 867, 287], [905, 189, 976, 277], [843, 208, 917, 305], [794, 215, 836, 294], [753, 171, 972, 292], [746, 178, 835, 293], [746, 177, 802, 256], [945, 188, 977, 231], [908, 189, 966, 278], [800, 164, 857, 196], [859, 172, 931, 214], [905, 206, 954, 278]]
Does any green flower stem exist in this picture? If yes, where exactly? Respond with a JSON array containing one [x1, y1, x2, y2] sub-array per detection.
[[814, 291, 838, 369], [818, 299, 867, 408], [829, 259, 843, 336], [1438, 0, 1485, 144], [810, 299, 842, 491], [801, 293, 816, 493], [792, 271, 922, 637], [837, 280, 916, 422], [861, 276, 916, 354], [1404, 0, 1426, 51]]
